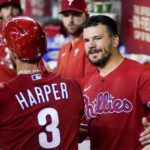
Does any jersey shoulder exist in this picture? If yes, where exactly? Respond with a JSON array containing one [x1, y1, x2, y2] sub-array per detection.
[[125, 58, 145, 67], [55, 72, 81, 88], [121, 58, 147, 72]]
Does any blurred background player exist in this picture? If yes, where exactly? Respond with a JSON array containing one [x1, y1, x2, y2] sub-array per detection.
[[0, 0, 23, 82], [80, 15, 150, 150], [57, 0, 97, 85], [0, 16, 84, 149]]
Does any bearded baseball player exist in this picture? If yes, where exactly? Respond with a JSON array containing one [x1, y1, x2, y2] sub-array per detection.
[[0, 16, 84, 149], [80, 15, 150, 150], [57, 0, 97, 86]]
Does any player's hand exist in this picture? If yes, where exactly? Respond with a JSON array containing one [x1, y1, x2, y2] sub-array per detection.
[[139, 117, 150, 146], [142, 145, 150, 150]]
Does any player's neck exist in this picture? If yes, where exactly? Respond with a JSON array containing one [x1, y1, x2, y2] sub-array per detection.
[[98, 52, 124, 77], [16, 59, 40, 75], [70, 33, 82, 46]]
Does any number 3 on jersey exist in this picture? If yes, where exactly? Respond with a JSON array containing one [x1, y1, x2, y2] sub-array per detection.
[[37, 108, 61, 149]]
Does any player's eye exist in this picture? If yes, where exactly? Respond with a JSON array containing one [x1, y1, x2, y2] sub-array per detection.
[[84, 39, 89, 43], [95, 36, 102, 40]]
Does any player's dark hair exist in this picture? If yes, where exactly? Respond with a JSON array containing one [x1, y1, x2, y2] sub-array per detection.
[[83, 15, 118, 36]]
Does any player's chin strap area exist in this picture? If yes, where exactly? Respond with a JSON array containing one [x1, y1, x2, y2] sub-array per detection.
[[37, 59, 49, 75]]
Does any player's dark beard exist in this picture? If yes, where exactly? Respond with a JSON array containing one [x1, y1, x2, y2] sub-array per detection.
[[70, 26, 83, 37], [66, 22, 84, 37], [87, 51, 112, 68]]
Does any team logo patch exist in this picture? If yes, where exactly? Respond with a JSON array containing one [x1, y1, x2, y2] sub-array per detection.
[[68, 0, 74, 6], [31, 73, 42, 81], [62, 52, 66, 57], [74, 48, 79, 56]]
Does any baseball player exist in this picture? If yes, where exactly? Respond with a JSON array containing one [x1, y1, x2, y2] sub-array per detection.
[[80, 15, 150, 149], [57, 0, 97, 85], [0, 16, 84, 149], [0, 0, 23, 82]]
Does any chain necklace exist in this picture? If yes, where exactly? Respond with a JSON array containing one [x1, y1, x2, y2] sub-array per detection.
[[18, 69, 40, 75]]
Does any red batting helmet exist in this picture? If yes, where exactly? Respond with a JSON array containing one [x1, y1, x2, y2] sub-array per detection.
[[0, 0, 22, 12], [3, 16, 47, 61], [60, 0, 87, 14]]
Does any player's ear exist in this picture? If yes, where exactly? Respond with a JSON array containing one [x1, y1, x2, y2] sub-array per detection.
[[11, 51, 18, 60], [112, 35, 119, 48]]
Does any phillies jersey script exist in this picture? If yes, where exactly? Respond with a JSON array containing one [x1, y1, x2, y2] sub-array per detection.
[[57, 37, 97, 85], [82, 58, 150, 150], [0, 72, 84, 150]]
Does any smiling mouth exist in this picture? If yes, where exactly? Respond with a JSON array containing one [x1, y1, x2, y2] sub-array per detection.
[[89, 49, 102, 54]]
